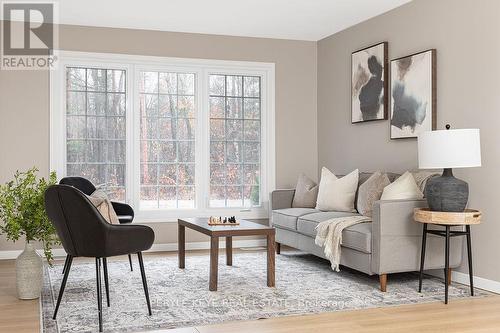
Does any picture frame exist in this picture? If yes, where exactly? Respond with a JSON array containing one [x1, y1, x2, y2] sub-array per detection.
[[351, 41, 388, 123], [390, 49, 436, 139]]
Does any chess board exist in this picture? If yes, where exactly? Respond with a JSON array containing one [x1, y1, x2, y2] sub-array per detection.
[[207, 217, 240, 226]]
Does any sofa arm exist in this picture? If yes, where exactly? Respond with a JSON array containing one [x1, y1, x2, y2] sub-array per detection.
[[270, 189, 295, 211], [372, 199, 428, 238], [371, 199, 463, 274]]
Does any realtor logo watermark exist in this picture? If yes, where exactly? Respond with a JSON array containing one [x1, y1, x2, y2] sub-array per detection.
[[1, 1, 58, 70]]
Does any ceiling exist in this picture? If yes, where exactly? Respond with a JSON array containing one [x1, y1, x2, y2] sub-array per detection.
[[53, 0, 411, 41]]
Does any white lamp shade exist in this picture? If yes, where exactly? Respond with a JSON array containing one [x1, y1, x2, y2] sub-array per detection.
[[418, 129, 481, 169]]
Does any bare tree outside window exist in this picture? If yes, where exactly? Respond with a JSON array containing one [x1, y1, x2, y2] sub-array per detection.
[[66, 67, 126, 200], [63, 62, 266, 213], [209, 74, 261, 208], [139, 71, 196, 209]]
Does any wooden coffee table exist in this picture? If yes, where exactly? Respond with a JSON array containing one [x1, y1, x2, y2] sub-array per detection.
[[177, 218, 276, 291]]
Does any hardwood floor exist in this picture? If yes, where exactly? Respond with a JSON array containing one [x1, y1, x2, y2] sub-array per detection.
[[1, 250, 500, 333], [0, 259, 40, 333]]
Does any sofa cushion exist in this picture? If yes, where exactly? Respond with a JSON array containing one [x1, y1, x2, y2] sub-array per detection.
[[297, 210, 359, 236], [299, 210, 360, 224], [272, 208, 318, 231], [296, 211, 372, 253]]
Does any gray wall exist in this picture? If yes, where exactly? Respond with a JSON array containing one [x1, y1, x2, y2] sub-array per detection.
[[318, 0, 500, 281], [0, 23, 318, 251]]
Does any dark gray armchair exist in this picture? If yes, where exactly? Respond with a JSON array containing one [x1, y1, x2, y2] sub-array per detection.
[[59, 176, 136, 271], [44, 184, 154, 332]]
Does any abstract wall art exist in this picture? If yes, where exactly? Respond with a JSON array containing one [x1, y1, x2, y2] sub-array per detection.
[[351, 42, 388, 123], [390, 49, 436, 139]]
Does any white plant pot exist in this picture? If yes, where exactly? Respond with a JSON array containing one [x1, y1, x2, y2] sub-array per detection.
[[16, 242, 43, 300]]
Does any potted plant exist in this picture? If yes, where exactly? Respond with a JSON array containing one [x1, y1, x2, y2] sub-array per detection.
[[0, 167, 58, 299]]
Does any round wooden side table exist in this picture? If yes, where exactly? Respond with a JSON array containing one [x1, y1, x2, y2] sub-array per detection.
[[414, 208, 481, 304]]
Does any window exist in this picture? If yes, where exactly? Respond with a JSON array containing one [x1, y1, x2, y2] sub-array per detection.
[[51, 52, 275, 221], [65, 67, 126, 200], [209, 75, 261, 208], [139, 71, 196, 209]]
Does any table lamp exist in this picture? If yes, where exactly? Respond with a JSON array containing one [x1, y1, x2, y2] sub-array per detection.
[[417, 125, 481, 212]]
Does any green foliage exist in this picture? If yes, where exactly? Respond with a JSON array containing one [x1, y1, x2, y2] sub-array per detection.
[[0, 167, 59, 264]]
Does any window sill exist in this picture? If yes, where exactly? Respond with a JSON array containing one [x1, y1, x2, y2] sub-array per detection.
[[134, 207, 269, 224]]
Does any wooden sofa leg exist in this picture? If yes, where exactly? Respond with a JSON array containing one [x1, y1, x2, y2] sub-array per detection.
[[276, 242, 281, 254], [379, 274, 387, 292]]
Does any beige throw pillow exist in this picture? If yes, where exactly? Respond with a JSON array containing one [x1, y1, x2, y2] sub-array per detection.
[[292, 173, 318, 208], [87, 189, 120, 224], [357, 171, 390, 217], [316, 168, 359, 212], [381, 171, 424, 200]]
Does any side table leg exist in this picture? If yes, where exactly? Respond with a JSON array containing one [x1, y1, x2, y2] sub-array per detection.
[[209, 237, 219, 291], [466, 225, 474, 296], [444, 226, 450, 304], [178, 224, 185, 269], [418, 223, 428, 292]]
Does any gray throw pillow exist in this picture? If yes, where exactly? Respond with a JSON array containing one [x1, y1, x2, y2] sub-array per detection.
[[357, 171, 390, 217], [292, 173, 318, 208]]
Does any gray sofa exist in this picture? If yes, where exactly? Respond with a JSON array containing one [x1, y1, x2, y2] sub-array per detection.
[[270, 172, 464, 292]]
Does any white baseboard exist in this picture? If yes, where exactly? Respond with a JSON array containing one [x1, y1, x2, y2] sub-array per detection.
[[451, 271, 500, 294], [0, 239, 267, 260], [428, 269, 500, 294]]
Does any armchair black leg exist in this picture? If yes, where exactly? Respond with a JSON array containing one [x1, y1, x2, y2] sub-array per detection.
[[128, 254, 133, 271], [62, 254, 70, 275], [137, 252, 152, 316], [53, 255, 73, 319], [96, 258, 103, 332], [102, 258, 110, 307]]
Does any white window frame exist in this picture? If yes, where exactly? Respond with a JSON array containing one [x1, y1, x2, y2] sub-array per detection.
[[50, 51, 275, 223]]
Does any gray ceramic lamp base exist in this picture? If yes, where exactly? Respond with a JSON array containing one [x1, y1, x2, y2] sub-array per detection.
[[424, 168, 469, 212]]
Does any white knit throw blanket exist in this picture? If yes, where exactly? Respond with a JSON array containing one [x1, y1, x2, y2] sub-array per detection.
[[315, 215, 371, 272]]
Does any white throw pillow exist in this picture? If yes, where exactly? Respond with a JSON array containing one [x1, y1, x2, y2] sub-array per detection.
[[381, 171, 424, 200], [316, 168, 359, 212]]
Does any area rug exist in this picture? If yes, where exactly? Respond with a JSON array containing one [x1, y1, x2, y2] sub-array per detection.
[[42, 251, 487, 332]]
